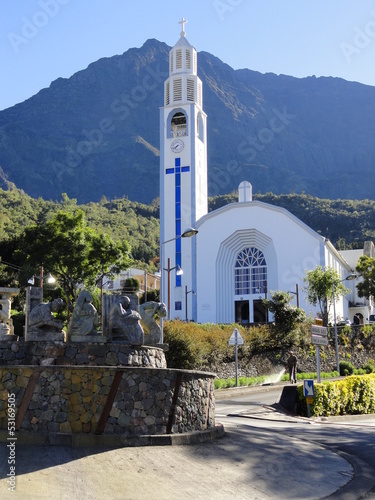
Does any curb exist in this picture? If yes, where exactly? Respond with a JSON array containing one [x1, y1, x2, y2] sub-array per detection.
[[0, 424, 225, 448]]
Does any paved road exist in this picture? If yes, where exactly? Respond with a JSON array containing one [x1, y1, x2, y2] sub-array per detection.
[[0, 384, 374, 500], [216, 385, 375, 499]]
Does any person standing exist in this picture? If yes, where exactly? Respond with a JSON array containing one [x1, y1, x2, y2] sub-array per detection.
[[287, 351, 297, 383]]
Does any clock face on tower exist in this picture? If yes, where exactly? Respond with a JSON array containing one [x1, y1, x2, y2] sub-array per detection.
[[170, 138, 184, 153]]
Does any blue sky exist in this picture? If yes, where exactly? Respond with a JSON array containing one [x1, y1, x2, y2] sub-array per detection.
[[1, 0, 375, 111]]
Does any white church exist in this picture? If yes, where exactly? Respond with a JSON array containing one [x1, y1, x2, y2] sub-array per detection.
[[159, 20, 373, 326]]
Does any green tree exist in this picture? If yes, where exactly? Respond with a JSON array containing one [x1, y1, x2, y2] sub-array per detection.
[[263, 291, 305, 342], [356, 255, 375, 300], [14, 210, 132, 319], [304, 266, 349, 326], [123, 277, 140, 294]]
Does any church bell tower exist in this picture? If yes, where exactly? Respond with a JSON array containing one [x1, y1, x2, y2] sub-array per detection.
[[160, 19, 208, 319]]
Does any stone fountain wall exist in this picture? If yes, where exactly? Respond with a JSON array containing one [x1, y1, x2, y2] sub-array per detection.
[[0, 340, 216, 446], [0, 364, 215, 445]]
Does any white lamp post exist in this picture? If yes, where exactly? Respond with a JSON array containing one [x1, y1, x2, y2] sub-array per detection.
[[332, 273, 357, 373], [160, 227, 198, 342]]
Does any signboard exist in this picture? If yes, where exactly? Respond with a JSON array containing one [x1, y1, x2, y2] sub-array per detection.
[[311, 325, 328, 346], [228, 328, 244, 346], [306, 396, 314, 405], [312, 334, 329, 346], [315, 318, 323, 326], [311, 325, 328, 336], [303, 379, 314, 397]]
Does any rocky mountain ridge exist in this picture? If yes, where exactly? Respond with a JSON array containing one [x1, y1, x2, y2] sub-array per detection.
[[1, 38, 375, 203]]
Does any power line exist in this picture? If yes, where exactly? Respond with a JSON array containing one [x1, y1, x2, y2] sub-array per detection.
[[0, 260, 21, 271]]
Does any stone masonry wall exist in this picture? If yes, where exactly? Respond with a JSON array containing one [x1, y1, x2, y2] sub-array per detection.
[[0, 340, 167, 369], [0, 366, 215, 439]]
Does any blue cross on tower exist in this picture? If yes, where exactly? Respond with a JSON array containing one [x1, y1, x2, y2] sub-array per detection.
[[166, 157, 190, 286]]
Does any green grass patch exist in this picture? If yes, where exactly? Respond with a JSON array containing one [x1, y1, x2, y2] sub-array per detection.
[[215, 371, 339, 389]]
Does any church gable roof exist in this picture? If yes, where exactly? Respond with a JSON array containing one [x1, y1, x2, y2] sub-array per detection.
[[197, 200, 325, 241]]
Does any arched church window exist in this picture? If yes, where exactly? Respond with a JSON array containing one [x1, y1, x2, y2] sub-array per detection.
[[235, 247, 267, 295], [171, 112, 187, 138]]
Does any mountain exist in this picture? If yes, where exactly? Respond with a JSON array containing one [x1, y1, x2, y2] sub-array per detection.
[[0, 38, 375, 204]]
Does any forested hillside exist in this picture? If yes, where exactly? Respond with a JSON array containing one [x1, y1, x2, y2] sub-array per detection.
[[0, 189, 159, 268], [0, 188, 374, 274]]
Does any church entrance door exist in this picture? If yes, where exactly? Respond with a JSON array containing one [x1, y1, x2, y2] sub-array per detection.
[[253, 300, 267, 324], [235, 300, 249, 325]]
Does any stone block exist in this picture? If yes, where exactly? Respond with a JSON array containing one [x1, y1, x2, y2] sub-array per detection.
[[144, 415, 156, 426], [101, 376, 113, 386], [40, 409, 54, 422], [70, 420, 82, 433], [82, 422, 92, 433], [65, 345, 78, 358], [110, 407, 121, 418], [59, 421, 72, 433], [71, 374, 81, 385], [10, 343, 19, 353], [54, 411, 68, 423], [80, 411, 93, 424], [117, 413, 131, 427], [105, 352, 118, 366]]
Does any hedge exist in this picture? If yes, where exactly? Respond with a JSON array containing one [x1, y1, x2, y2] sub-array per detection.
[[297, 374, 375, 417]]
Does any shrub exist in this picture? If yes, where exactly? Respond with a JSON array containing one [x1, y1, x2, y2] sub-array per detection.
[[339, 360, 355, 376], [297, 374, 375, 416], [363, 362, 375, 374]]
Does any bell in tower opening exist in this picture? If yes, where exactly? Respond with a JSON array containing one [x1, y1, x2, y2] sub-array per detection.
[[171, 112, 187, 138]]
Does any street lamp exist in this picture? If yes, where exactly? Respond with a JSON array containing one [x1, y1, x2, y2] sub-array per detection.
[[160, 227, 198, 342], [332, 273, 357, 373], [185, 286, 195, 321], [28, 267, 55, 287]]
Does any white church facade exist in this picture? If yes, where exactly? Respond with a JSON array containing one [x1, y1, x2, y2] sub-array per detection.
[[159, 21, 371, 326]]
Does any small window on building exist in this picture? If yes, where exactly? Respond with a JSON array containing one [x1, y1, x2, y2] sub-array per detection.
[[170, 53, 173, 73], [175, 301, 182, 311]]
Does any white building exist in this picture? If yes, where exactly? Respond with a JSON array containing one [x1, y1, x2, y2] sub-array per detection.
[[159, 21, 371, 325], [101, 268, 159, 297]]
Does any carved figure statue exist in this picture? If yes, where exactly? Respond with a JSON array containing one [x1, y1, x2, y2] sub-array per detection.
[[0, 288, 20, 339], [68, 290, 99, 338], [139, 301, 167, 345], [28, 298, 65, 334], [108, 296, 144, 345]]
